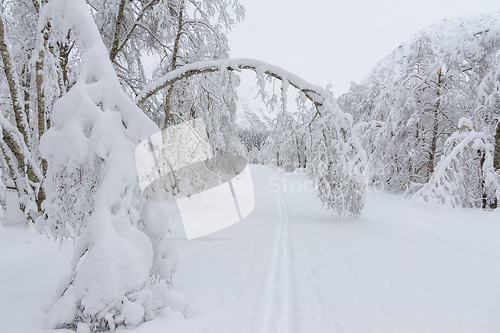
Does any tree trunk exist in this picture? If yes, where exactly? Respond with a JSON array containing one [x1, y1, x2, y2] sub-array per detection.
[[494, 121, 500, 170], [31, 0, 40, 14], [35, 49, 49, 176], [490, 121, 500, 208], [109, 0, 127, 63], [0, 14, 29, 147], [21, 62, 31, 122], [1, 128, 44, 213], [58, 40, 71, 93], [163, 1, 185, 129], [427, 108, 439, 179], [427, 68, 442, 180]]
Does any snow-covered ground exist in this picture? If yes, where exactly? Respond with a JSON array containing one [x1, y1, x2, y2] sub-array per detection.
[[1, 165, 500, 333]]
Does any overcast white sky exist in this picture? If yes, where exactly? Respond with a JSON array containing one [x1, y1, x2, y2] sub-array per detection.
[[228, 0, 500, 97]]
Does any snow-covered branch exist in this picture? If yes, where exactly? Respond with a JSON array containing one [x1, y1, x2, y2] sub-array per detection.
[[135, 58, 331, 109]]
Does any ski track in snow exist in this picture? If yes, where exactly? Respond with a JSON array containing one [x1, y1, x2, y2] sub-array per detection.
[[260, 191, 295, 333]]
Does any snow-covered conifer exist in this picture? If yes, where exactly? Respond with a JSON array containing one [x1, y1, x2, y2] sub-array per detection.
[[36, 1, 175, 330]]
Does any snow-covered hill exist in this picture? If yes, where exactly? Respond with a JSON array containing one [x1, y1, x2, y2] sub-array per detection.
[[2, 165, 500, 333]]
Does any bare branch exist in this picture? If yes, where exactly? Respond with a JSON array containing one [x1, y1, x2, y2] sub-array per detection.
[[113, 0, 158, 60]]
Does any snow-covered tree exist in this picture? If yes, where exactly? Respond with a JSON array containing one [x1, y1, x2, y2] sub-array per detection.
[[352, 120, 385, 187], [0, 0, 246, 226], [87, 0, 244, 104], [0, 1, 45, 219], [36, 1, 177, 330], [147, 1, 246, 182], [339, 14, 500, 196], [413, 118, 499, 208], [0, 112, 41, 220], [474, 25, 500, 171]]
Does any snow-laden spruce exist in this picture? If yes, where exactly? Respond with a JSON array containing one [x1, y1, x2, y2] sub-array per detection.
[[413, 118, 500, 208], [36, 0, 177, 330]]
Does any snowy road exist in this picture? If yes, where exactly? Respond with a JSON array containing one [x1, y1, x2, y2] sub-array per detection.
[[1, 165, 500, 333]]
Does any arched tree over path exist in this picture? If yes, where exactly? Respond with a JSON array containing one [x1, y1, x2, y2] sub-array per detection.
[[136, 58, 369, 217]]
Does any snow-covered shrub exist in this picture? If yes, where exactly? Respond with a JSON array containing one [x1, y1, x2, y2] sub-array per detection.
[[413, 118, 500, 208], [36, 0, 175, 330]]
